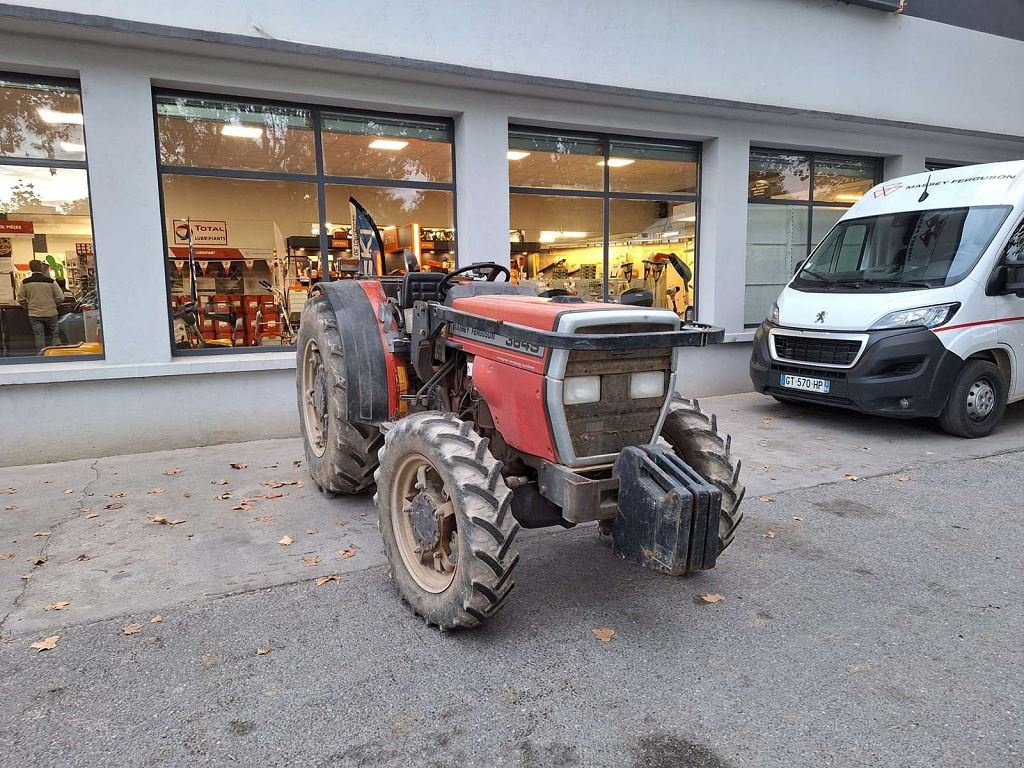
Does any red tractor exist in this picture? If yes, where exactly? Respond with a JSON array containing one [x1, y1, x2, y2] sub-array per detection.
[[297, 263, 744, 630]]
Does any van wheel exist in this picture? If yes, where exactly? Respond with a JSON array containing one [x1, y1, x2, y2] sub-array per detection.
[[938, 359, 1007, 438]]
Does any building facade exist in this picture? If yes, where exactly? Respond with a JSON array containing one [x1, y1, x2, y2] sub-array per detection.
[[1, 0, 1023, 465]]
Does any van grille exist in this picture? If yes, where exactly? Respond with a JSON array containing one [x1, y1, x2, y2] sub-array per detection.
[[773, 334, 862, 366]]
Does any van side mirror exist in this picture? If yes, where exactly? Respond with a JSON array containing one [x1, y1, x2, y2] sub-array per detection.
[[987, 262, 1024, 298]]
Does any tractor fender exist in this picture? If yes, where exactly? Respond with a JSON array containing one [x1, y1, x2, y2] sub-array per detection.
[[312, 280, 396, 424]]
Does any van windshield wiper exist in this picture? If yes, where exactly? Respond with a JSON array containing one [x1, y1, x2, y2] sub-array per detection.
[[797, 267, 838, 286], [864, 279, 935, 289]]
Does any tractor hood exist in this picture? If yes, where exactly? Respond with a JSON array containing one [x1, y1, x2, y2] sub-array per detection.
[[450, 295, 680, 332]]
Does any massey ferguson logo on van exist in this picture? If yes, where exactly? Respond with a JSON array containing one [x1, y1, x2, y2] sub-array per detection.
[[172, 219, 228, 246], [873, 182, 902, 198]]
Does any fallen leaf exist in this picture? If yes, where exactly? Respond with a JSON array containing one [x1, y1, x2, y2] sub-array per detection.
[[63, 489, 74, 495], [895, 473, 911, 482], [147, 487, 165, 495], [260, 479, 301, 489], [150, 615, 162, 623], [844, 473, 859, 482], [4, 504, 15, 510], [0, 488, 16, 494], [182, 491, 192, 498], [45, 601, 69, 611], [122, 623, 143, 635], [279, 536, 294, 546], [591, 628, 616, 643], [0, 551, 13, 560], [21, 572, 34, 580], [925, 450, 935, 455], [109, 492, 128, 498], [292, 460, 302, 469], [86, 513, 99, 519], [256, 646, 272, 656], [30, 556, 46, 565], [42, 480, 53, 484], [33, 531, 51, 537], [79, 506, 92, 513], [261, 463, 278, 469], [306, 528, 319, 535], [76, 554, 90, 561], [303, 555, 321, 567], [29, 635, 59, 652], [213, 479, 229, 486], [104, 502, 124, 510], [163, 468, 183, 476], [169, 519, 186, 526], [316, 575, 342, 587], [757, 496, 775, 503], [241, 495, 265, 503], [763, 530, 776, 539], [230, 463, 248, 470], [254, 515, 274, 523], [762, 417, 774, 425], [215, 492, 234, 500], [335, 520, 349, 527], [698, 593, 725, 604], [792, 516, 804, 522], [265, 492, 285, 500], [233, 503, 253, 512], [338, 548, 358, 559], [147, 515, 169, 524]]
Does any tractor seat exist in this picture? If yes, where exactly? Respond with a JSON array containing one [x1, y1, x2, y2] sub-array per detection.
[[401, 271, 445, 309]]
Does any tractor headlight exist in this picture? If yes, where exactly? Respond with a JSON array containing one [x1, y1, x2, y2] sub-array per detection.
[[563, 375, 601, 405], [629, 371, 665, 400], [870, 303, 960, 330]]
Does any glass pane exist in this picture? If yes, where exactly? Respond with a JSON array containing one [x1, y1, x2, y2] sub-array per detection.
[[156, 95, 315, 174], [1, 164, 101, 357], [321, 112, 452, 182], [609, 199, 696, 314], [811, 206, 846, 246], [508, 131, 604, 191], [744, 203, 809, 326], [813, 155, 877, 203], [325, 185, 454, 275], [608, 140, 699, 195], [509, 193, 604, 297], [748, 150, 810, 201], [0, 79, 86, 162], [161, 175, 320, 350]]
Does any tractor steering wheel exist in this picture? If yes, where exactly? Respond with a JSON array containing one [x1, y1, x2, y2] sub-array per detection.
[[437, 262, 511, 300]]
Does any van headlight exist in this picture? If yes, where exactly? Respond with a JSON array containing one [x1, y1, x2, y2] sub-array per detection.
[[563, 375, 601, 405], [870, 303, 960, 330], [629, 371, 665, 400], [768, 301, 780, 325]]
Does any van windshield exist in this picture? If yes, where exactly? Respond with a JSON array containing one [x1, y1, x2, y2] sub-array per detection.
[[794, 205, 1011, 291]]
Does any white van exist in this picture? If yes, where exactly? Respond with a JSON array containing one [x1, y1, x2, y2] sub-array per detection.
[[750, 160, 1024, 437]]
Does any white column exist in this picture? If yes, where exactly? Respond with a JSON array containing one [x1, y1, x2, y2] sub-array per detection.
[[697, 131, 750, 333], [454, 104, 510, 267], [884, 150, 927, 180], [79, 65, 171, 365]]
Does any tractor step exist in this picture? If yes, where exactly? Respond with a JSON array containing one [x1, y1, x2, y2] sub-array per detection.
[[612, 445, 721, 575]]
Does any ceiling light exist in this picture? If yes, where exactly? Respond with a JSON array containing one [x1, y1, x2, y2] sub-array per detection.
[[680, 215, 696, 222], [834, 193, 864, 203], [59, 141, 85, 153], [539, 230, 587, 243], [221, 124, 263, 139], [507, 150, 531, 161], [662, 230, 679, 237], [598, 158, 635, 168], [37, 108, 83, 125], [369, 139, 409, 151]]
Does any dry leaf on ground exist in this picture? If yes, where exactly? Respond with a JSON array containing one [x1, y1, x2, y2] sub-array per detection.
[[212, 479, 229, 485], [29, 635, 59, 652], [79, 506, 92, 513], [895, 473, 911, 482], [230, 463, 248, 470], [33, 531, 51, 537], [122, 624, 143, 635], [0, 488, 16, 494], [86, 513, 99, 519], [763, 530, 776, 539], [182, 491, 192, 498], [241, 495, 265, 503], [233, 503, 253, 512], [21, 572, 34, 580], [292, 460, 302, 469], [256, 646, 272, 656], [63, 489, 74, 495], [76, 554, 90, 561], [261, 463, 278, 469], [793, 516, 804, 522], [758, 496, 775, 503], [254, 515, 274, 523], [265, 492, 286, 500], [0, 552, 13, 560], [762, 417, 774, 425], [335, 520, 349, 527], [45, 601, 69, 611], [591, 628, 616, 643], [109, 492, 128, 498], [303, 555, 321, 567], [30, 556, 46, 565], [338, 548, 358, 559], [4, 504, 15, 510], [698, 593, 725, 604], [844, 473, 859, 481], [306, 528, 318, 535], [148, 487, 165, 495], [104, 502, 124, 510], [279, 536, 294, 546], [261, 479, 301, 489], [215, 492, 233, 500], [316, 575, 342, 587], [163, 468, 183, 476], [150, 615, 162, 623]]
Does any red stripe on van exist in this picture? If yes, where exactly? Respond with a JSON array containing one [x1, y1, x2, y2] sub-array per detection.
[[934, 315, 1024, 332]]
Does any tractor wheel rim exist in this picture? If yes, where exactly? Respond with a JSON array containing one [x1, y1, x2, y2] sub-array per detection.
[[966, 378, 996, 421], [301, 340, 328, 458], [390, 453, 458, 594]]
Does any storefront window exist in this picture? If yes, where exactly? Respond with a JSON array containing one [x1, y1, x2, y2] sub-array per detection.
[[508, 128, 699, 317], [743, 149, 880, 326], [1, 77, 101, 361], [154, 91, 455, 354]]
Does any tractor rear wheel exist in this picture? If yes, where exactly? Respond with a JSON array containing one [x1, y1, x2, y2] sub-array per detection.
[[660, 396, 744, 554], [297, 295, 383, 495], [375, 412, 520, 630]]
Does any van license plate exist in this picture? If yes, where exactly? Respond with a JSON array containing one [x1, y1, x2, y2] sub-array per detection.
[[780, 374, 830, 394]]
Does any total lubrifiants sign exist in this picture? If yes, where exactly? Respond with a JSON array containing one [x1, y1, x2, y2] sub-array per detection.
[[173, 219, 228, 246]]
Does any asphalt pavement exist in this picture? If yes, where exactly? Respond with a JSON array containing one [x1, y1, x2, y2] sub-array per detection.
[[1, 394, 1021, 767]]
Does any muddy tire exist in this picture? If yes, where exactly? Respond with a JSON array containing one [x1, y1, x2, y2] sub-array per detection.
[[660, 395, 744, 553], [938, 359, 1007, 439], [297, 295, 383, 495], [375, 412, 520, 630]]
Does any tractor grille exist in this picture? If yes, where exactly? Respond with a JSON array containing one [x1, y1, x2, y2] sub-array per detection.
[[772, 334, 862, 366], [562, 326, 673, 460]]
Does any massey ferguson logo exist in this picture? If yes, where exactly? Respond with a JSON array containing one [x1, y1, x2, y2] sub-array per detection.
[[873, 182, 903, 198], [815, 311, 827, 324]]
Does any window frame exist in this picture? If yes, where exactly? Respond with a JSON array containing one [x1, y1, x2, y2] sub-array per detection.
[[0, 71, 102, 365], [509, 125, 701, 306], [744, 147, 882, 327], [152, 88, 457, 357]]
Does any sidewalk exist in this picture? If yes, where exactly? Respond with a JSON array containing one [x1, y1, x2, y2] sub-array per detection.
[[2, 392, 1023, 641]]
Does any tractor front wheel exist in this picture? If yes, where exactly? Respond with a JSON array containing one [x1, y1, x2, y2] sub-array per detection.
[[660, 396, 745, 554], [375, 413, 520, 630]]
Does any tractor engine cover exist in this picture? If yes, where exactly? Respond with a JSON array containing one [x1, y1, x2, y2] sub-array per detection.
[[612, 445, 721, 575]]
